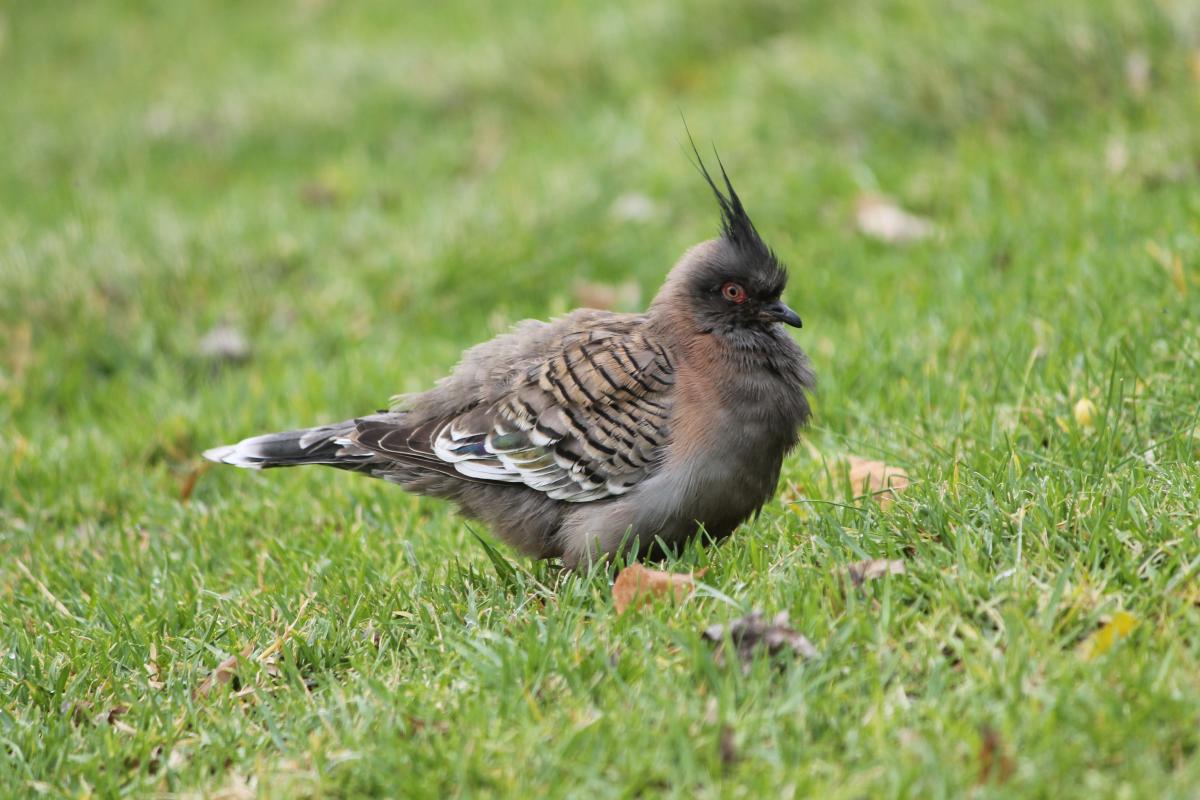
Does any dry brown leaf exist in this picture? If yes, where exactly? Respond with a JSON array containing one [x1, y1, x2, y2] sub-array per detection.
[[194, 644, 254, 699], [845, 558, 907, 587], [145, 643, 165, 690], [703, 610, 817, 670], [360, 624, 382, 647], [610, 192, 658, 222], [612, 563, 702, 614], [845, 456, 910, 507], [300, 181, 341, 207], [179, 461, 212, 503], [573, 279, 641, 311], [99, 704, 129, 725], [300, 165, 350, 208], [62, 699, 93, 726], [166, 746, 190, 771], [144, 744, 165, 775], [977, 725, 1015, 785], [855, 194, 934, 244], [405, 715, 452, 736], [93, 704, 136, 735]]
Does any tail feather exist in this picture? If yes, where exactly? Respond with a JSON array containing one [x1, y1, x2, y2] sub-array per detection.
[[203, 421, 374, 470]]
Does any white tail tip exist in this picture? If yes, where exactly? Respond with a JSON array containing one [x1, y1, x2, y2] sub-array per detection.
[[203, 443, 264, 468]]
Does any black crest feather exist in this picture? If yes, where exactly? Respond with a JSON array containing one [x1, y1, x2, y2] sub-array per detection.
[[684, 130, 770, 257]]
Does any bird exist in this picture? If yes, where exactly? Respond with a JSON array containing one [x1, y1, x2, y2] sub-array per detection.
[[204, 152, 814, 568]]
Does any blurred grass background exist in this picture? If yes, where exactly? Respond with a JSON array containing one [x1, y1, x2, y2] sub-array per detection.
[[2, 1, 1199, 797]]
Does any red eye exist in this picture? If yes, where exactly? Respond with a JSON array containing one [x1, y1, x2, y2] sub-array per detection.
[[721, 282, 747, 304]]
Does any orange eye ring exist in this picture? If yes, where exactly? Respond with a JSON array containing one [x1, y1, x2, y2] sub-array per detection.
[[721, 281, 747, 304]]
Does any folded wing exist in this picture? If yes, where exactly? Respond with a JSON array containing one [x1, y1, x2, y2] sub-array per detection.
[[353, 324, 675, 503]]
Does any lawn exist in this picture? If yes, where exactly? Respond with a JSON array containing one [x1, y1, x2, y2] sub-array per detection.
[[2, 1, 1199, 797]]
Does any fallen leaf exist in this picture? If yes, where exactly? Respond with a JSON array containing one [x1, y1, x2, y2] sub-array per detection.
[[573, 279, 641, 311], [62, 699, 93, 726], [844, 457, 910, 507], [194, 644, 254, 699], [93, 705, 124, 726], [166, 746, 189, 771], [93, 705, 136, 735], [612, 564, 702, 613], [145, 644, 165, 689], [405, 715, 451, 736], [610, 192, 659, 222], [300, 181, 339, 207], [1079, 611, 1138, 659], [300, 164, 351, 207], [360, 624, 382, 647], [855, 194, 934, 244], [179, 461, 212, 503], [145, 744, 165, 775], [197, 324, 251, 364], [845, 558, 907, 587], [976, 725, 1015, 785], [703, 610, 817, 670], [1073, 397, 1097, 429]]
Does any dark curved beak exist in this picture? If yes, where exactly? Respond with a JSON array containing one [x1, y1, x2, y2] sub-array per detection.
[[763, 300, 803, 328]]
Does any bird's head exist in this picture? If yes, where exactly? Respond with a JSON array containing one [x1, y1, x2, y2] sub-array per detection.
[[653, 152, 801, 341]]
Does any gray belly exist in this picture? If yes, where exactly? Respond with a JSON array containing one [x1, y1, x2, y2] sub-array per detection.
[[560, 425, 790, 566], [662, 431, 789, 543]]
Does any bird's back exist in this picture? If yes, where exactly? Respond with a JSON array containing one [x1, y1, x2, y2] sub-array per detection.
[[400, 309, 654, 425]]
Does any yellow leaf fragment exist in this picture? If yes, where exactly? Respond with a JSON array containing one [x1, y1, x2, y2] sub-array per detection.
[[1073, 397, 1097, 429], [1080, 611, 1138, 659], [612, 564, 700, 614]]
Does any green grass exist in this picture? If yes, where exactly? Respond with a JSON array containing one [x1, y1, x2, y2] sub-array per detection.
[[3, 0, 1200, 796]]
